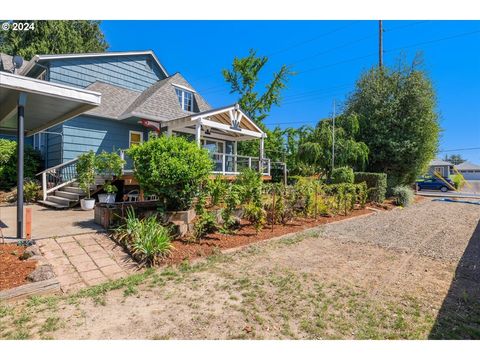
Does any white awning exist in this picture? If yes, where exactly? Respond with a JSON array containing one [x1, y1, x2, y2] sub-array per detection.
[[0, 71, 101, 136]]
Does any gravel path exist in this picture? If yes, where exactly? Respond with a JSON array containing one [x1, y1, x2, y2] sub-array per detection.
[[321, 199, 480, 261]]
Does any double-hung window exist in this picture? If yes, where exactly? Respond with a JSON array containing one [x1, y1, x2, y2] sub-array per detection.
[[175, 87, 193, 112]]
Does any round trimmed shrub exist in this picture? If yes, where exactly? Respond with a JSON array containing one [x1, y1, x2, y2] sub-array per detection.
[[127, 135, 213, 211], [331, 166, 354, 184]]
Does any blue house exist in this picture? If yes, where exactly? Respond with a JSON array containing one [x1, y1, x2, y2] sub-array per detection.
[[0, 51, 269, 207]]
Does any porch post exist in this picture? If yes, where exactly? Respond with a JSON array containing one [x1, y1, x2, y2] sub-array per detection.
[[195, 120, 202, 147], [166, 127, 172, 137], [17, 93, 27, 239], [259, 135, 265, 173], [234, 141, 238, 173]]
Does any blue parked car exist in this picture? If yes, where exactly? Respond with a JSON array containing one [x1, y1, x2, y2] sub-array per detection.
[[416, 177, 455, 192]]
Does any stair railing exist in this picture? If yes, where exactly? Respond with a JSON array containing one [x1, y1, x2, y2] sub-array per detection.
[[37, 158, 79, 201]]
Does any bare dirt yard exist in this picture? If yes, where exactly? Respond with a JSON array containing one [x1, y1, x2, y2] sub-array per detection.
[[1, 199, 479, 340]]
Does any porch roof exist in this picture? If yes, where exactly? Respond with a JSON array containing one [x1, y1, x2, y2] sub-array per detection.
[[165, 104, 266, 140], [0, 71, 101, 136]]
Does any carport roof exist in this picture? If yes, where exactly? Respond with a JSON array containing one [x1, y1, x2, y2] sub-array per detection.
[[0, 71, 101, 136]]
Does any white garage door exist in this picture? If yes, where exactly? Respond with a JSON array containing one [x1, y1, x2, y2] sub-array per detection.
[[461, 171, 480, 180]]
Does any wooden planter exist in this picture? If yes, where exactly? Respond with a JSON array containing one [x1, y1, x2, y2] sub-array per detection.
[[94, 202, 196, 237]]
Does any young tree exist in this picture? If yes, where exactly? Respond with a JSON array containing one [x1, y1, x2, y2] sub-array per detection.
[[345, 56, 440, 188], [222, 49, 293, 156], [443, 154, 465, 165], [0, 20, 108, 59], [298, 113, 369, 177]]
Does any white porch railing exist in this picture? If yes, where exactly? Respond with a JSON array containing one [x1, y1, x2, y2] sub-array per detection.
[[119, 150, 270, 176], [37, 158, 79, 201], [210, 152, 270, 176]]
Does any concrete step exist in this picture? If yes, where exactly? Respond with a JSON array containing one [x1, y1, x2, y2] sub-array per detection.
[[47, 195, 75, 207], [54, 190, 80, 201], [38, 200, 69, 209], [62, 186, 86, 195]]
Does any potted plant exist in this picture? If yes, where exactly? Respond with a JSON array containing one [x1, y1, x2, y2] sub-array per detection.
[[77, 151, 97, 210], [95, 151, 124, 204], [98, 183, 118, 204]]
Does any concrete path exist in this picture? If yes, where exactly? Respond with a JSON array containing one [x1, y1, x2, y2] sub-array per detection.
[[0, 204, 103, 240], [37, 233, 138, 293]]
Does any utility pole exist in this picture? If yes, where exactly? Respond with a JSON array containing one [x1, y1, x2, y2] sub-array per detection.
[[332, 99, 336, 172], [379, 20, 383, 68]]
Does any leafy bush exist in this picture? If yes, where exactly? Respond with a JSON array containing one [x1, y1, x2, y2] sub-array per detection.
[[263, 183, 297, 224], [235, 168, 263, 206], [193, 211, 217, 240], [331, 166, 354, 184], [103, 183, 118, 194], [221, 184, 242, 233], [451, 174, 465, 190], [208, 175, 229, 207], [324, 183, 357, 215], [392, 185, 414, 207], [115, 207, 172, 266], [354, 172, 387, 203], [95, 150, 124, 178], [243, 202, 266, 233], [127, 136, 213, 211], [355, 182, 368, 208], [0, 139, 41, 191], [76, 151, 96, 199], [24, 179, 41, 203]]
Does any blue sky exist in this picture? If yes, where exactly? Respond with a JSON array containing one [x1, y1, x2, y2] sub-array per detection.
[[101, 20, 480, 163]]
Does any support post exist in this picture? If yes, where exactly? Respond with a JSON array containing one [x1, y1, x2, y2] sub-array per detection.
[[259, 136, 265, 173], [233, 141, 238, 173], [17, 93, 27, 239], [166, 127, 172, 137], [42, 172, 47, 201], [195, 120, 202, 147]]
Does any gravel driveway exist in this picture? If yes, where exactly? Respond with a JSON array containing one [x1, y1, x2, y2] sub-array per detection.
[[321, 199, 480, 261]]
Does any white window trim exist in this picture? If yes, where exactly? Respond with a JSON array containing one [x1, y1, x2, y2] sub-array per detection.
[[175, 87, 194, 112], [129, 130, 144, 148], [172, 83, 195, 93]]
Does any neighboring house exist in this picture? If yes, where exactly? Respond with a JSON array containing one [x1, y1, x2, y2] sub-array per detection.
[[0, 50, 268, 173], [428, 159, 453, 178], [456, 161, 480, 180]]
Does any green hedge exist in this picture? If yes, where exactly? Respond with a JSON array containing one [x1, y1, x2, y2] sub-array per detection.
[[331, 166, 354, 184], [0, 139, 42, 191], [354, 172, 387, 203]]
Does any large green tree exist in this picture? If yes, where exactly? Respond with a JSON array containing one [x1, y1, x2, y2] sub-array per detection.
[[298, 113, 369, 177], [345, 56, 440, 188], [443, 154, 465, 165], [222, 49, 293, 157], [0, 20, 108, 59]]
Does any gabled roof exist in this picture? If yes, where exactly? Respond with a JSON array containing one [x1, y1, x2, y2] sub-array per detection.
[[430, 158, 453, 166], [84, 82, 140, 119], [120, 73, 211, 121], [456, 161, 480, 171], [21, 50, 169, 78]]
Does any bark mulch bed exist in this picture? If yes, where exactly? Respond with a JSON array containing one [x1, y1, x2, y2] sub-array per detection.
[[0, 244, 37, 291], [165, 207, 374, 265]]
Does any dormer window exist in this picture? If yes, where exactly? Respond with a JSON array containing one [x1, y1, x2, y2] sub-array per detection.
[[175, 87, 193, 112]]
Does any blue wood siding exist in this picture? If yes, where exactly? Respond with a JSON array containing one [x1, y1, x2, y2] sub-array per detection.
[[47, 55, 166, 91], [61, 116, 148, 163]]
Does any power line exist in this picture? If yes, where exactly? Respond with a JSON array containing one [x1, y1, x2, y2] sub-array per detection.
[[438, 147, 480, 153]]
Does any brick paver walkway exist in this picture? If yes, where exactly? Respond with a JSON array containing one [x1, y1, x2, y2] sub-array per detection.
[[37, 233, 139, 293]]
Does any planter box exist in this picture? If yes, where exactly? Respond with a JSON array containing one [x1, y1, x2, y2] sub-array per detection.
[[94, 201, 196, 238]]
